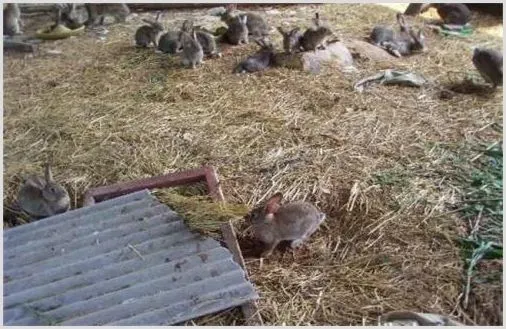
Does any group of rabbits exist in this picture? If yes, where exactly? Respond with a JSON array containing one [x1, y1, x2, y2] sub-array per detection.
[[133, 4, 337, 73], [8, 3, 503, 259], [15, 157, 327, 260], [3, 3, 131, 35], [369, 4, 502, 88], [134, 12, 221, 69]]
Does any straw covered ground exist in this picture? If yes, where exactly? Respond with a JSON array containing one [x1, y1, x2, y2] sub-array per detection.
[[3, 3, 503, 326]]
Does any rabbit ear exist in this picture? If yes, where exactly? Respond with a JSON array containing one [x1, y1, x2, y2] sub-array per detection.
[[277, 26, 287, 36], [45, 163, 54, 183], [226, 3, 236, 12], [290, 27, 301, 35], [312, 12, 321, 26], [264, 193, 283, 215], [241, 14, 248, 25], [396, 12, 408, 30]]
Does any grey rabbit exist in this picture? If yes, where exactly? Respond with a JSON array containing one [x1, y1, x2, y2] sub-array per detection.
[[158, 31, 182, 54], [17, 163, 70, 219], [380, 13, 427, 58], [221, 3, 269, 38], [369, 25, 395, 48], [472, 48, 503, 88], [181, 20, 221, 58], [56, 3, 88, 29], [3, 3, 23, 36], [195, 30, 222, 58], [85, 3, 130, 26], [246, 192, 326, 258], [300, 13, 334, 52], [224, 14, 249, 45], [135, 13, 164, 48], [233, 38, 275, 74], [421, 3, 471, 26], [178, 29, 204, 69], [277, 26, 303, 54]]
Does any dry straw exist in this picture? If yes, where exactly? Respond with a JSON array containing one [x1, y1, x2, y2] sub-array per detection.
[[3, 4, 502, 325]]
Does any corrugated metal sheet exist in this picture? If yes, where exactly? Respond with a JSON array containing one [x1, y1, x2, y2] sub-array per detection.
[[3, 190, 259, 325]]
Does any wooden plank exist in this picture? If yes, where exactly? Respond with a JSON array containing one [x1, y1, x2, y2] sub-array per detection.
[[220, 221, 263, 325], [3, 39, 38, 53], [84, 167, 209, 203], [17, 3, 295, 14]]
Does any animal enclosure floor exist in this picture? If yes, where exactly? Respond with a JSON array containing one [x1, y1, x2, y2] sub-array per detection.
[[3, 3, 503, 326]]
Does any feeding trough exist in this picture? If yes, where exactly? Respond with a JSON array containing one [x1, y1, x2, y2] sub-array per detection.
[[35, 24, 85, 40]]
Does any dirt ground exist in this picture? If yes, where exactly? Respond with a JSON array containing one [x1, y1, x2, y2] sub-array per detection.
[[3, 3, 503, 326]]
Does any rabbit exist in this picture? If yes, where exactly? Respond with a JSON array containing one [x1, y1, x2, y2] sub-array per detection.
[[158, 31, 182, 54], [472, 48, 503, 88], [245, 192, 326, 258], [233, 38, 275, 73], [421, 3, 471, 26], [369, 25, 395, 47], [135, 13, 164, 48], [179, 29, 204, 69], [224, 14, 249, 45], [3, 3, 23, 36], [17, 163, 70, 219], [300, 13, 334, 52], [85, 3, 130, 26], [381, 13, 427, 58], [181, 18, 194, 33], [220, 3, 269, 38], [181, 20, 221, 58], [56, 3, 88, 29], [195, 29, 221, 58], [277, 26, 303, 54]]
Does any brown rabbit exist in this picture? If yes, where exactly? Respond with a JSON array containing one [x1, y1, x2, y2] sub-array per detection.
[[246, 192, 326, 258], [17, 163, 70, 219], [421, 3, 471, 26], [300, 13, 334, 52]]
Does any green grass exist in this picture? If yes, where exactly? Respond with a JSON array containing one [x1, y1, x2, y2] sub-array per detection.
[[453, 141, 502, 252], [424, 139, 502, 310], [452, 141, 503, 308], [372, 138, 502, 313]]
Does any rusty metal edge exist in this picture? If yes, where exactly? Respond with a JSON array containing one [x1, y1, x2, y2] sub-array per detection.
[[83, 166, 210, 206]]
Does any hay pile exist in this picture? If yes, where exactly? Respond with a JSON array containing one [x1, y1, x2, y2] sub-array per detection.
[[3, 3, 502, 326], [153, 189, 249, 239]]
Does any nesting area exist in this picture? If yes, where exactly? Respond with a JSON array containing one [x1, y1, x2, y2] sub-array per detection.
[[3, 3, 503, 326]]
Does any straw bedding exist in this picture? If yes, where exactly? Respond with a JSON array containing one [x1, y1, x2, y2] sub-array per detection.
[[3, 3, 502, 325]]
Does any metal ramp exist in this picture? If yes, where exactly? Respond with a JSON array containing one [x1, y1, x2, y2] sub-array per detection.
[[3, 190, 258, 325]]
